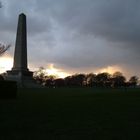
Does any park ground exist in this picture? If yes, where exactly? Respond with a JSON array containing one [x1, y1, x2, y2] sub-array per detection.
[[0, 88, 140, 140]]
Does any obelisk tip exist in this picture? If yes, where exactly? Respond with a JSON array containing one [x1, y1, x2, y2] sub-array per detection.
[[19, 13, 26, 17]]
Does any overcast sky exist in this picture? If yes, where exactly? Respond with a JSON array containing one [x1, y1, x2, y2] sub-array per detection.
[[0, 0, 140, 78]]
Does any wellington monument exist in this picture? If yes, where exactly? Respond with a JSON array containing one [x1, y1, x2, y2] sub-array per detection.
[[6, 13, 37, 87]]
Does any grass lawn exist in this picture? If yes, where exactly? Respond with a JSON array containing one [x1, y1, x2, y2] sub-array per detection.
[[0, 88, 140, 139]]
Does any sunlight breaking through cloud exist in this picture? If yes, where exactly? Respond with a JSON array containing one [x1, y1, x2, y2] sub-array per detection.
[[95, 65, 122, 75], [45, 63, 70, 78]]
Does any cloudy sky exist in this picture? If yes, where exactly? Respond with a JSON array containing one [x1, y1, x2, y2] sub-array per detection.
[[0, 0, 140, 78]]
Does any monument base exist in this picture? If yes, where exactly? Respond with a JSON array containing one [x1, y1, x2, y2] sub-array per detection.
[[5, 70, 42, 88], [7, 69, 33, 76]]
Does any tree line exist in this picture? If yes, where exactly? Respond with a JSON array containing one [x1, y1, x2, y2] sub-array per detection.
[[33, 67, 139, 88]]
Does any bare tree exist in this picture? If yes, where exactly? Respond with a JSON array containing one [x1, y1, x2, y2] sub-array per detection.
[[0, 3, 11, 56], [0, 43, 11, 56], [0, 1, 2, 8]]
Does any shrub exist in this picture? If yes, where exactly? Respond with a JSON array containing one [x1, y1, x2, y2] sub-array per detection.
[[0, 81, 17, 99]]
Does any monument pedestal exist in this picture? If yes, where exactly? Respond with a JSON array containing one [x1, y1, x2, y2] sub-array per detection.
[[7, 69, 33, 76], [6, 70, 39, 88]]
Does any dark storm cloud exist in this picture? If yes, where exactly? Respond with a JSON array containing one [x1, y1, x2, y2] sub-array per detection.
[[1, 0, 140, 77], [49, 0, 140, 46], [0, 0, 51, 34], [44, 0, 140, 70]]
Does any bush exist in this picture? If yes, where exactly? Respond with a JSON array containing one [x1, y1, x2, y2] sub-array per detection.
[[0, 81, 17, 99]]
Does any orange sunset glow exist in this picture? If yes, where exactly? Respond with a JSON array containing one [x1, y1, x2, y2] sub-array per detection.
[[45, 64, 70, 78], [96, 66, 122, 75], [0, 57, 123, 78]]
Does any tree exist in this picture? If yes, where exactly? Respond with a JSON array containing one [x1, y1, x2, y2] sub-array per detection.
[[85, 73, 96, 87], [64, 74, 86, 87], [111, 72, 126, 87], [95, 72, 111, 87], [54, 78, 65, 87], [113, 71, 123, 77], [64, 76, 72, 87], [0, 1, 2, 8], [33, 67, 46, 84], [0, 43, 11, 56], [0, 4, 12, 56], [70, 74, 86, 86], [33, 66, 60, 87], [128, 76, 139, 87]]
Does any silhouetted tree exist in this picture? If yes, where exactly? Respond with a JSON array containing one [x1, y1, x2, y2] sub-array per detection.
[[33, 66, 140, 89], [113, 72, 123, 77], [44, 75, 56, 87], [0, 2, 2, 8], [95, 72, 111, 87], [33, 67, 59, 87], [45, 79, 54, 87], [111, 72, 126, 87], [33, 67, 46, 84], [71, 74, 85, 86], [64, 74, 86, 87], [0, 4, 11, 56], [54, 78, 65, 87], [128, 76, 139, 87], [0, 44, 11, 56], [64, 76, 72, 87], [73, 74, 86, 86], [85, 73, 96, 87]]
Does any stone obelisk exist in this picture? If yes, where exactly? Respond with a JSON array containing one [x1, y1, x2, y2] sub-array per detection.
[[12, 13, 28, 72], [6, 13, 34, 87]]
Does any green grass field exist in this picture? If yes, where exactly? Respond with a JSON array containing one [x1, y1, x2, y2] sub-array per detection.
[[1, 88, 140, 140]]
